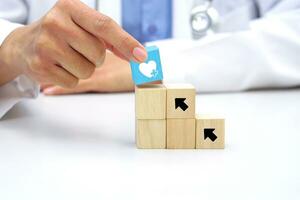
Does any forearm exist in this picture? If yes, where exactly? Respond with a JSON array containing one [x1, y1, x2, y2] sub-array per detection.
[[156, 9, 300, 92]]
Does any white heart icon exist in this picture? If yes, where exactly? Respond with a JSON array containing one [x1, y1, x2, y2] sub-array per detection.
[[139, 60, 157, 78]]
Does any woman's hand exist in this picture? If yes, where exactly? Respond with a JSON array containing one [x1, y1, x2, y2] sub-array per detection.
[[42, 52, 135, 95], [0, 0, 146, 87]]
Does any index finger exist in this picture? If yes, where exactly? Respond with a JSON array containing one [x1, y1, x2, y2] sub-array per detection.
[[67, 0, 147, 63]]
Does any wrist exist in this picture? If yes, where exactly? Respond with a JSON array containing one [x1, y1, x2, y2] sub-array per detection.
[[0, 27, 25, 85], [4, 26, 27, 72]]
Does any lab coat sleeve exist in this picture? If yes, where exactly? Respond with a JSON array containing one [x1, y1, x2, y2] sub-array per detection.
[[0, 1, 39, 119], [154, 9, 300, 92]]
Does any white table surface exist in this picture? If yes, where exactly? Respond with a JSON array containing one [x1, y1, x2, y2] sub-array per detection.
[[0, 89, 300, 200]]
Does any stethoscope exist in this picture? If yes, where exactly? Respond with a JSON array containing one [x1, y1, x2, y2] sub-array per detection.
[[190, 0, 219, 39], [95, 0, 218, 40]]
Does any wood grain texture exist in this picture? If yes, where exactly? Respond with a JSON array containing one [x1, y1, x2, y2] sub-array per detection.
[[136, 119, 166, 149], [196, 115, 225, 149], [135, 84, 166, 119], [167, 119, 196, 149], [165, 84, 195, 119]]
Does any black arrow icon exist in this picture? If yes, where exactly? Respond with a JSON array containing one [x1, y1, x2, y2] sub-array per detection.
[[204, 128, 218, 142], [175, 98, 189, 111]]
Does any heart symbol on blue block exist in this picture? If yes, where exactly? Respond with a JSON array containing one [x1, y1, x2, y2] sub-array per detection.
[[139, 60, 158, 78]]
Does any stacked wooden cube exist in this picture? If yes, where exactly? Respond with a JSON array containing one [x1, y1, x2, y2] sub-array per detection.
[[135, 83, 225, 149]]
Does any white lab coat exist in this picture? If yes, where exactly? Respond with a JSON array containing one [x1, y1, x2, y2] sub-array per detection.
[[0, 0, 300, 118]]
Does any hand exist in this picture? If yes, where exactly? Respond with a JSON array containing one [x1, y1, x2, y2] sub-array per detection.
[[41, 52, 135, 95], [0, 0, 147, 87]]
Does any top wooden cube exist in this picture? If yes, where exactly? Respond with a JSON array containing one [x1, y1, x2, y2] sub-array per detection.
[[135, 84, 166, 119], [165, 84, 195, 119]]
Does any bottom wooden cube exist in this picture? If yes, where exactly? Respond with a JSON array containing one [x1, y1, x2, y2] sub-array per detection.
[[136, 119, 166, 149], [167, 119, 195, 149], [196, 115, 225, 149]]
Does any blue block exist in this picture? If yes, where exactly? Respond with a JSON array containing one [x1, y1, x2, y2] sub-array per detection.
[[130, 46, 163, 85]]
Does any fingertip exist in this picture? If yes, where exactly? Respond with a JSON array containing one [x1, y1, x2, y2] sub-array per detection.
[[43, 87, 61, 95], [132, 47, 147, 63]]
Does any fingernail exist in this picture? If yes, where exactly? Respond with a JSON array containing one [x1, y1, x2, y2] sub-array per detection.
[[133, 47, 147, 62], [43, 88, 55, 95]]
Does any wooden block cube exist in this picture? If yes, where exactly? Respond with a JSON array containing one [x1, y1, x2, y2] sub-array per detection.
[[167, 119, 195, 149], [165, 84, 195, 119], [136, 119, 166, 149], [135, 84, 166, 119], [196, 115, 225, 149]]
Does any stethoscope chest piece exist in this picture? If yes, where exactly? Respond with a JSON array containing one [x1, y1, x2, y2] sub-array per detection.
[[190, 0, 219, 40]]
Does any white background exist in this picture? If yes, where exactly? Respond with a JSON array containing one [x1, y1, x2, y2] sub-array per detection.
[[0, 90, 299, 200]]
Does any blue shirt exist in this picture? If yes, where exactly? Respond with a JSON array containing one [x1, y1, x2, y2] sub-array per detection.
[[122, 0, 173, 43]]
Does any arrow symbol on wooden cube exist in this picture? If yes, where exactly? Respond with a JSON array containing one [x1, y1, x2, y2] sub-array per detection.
[[175, 98, 188, 111], [204, 128, 218, 142]]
